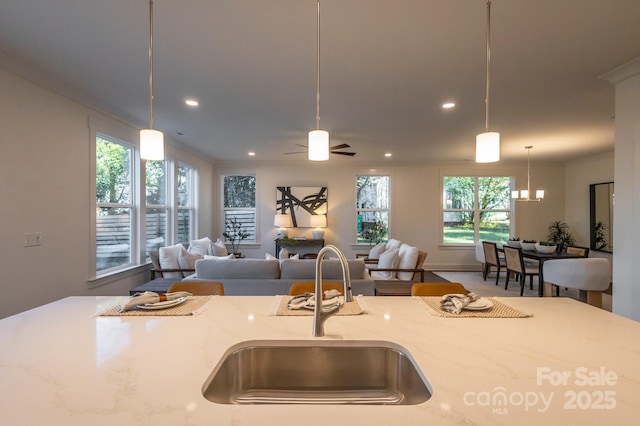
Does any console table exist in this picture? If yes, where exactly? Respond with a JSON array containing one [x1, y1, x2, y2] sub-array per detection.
[[275, 239, 324, 257]]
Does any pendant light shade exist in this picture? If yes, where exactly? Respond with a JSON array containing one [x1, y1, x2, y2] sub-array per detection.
[[140, 129, 164, 160], [140, 0, 164, 160], [475, 0, 499, 163], [308, 1, 329, 161], [308, 130, 329, 161], [476, 132, 500, 163]]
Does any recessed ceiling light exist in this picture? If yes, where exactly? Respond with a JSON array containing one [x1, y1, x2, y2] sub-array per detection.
[[248, 151, 255, 156], [185, 99, 199, 107], [385, 153, 392, 157], [442, 102, 455, 109]]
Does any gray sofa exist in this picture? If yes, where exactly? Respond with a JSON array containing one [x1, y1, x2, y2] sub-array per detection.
[[182, 257, 375, 296]]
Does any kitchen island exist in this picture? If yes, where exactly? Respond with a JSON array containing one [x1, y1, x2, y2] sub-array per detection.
[[1, 295, 639, 425]]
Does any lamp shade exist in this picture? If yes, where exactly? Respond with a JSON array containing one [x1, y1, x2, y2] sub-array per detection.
[[140, 129, 164, 160], [274, 214, 293, 228], [475, 132, 500, 163], [309, 214, 326, 228], [308, 130, 329, 161]]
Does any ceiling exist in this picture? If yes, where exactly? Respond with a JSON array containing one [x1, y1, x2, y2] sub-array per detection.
[[1, 0, 639, 164]]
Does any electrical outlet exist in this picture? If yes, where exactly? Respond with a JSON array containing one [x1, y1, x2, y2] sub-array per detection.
[[24, 232, 42, 247]]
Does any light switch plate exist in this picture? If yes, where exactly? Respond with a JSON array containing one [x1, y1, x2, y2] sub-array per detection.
[[24, 232, 42, 247]]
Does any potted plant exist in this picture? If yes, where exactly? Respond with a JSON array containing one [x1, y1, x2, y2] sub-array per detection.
[[359, 219, 388, 246], [547, 221, 575, 253], [222, 217, 250, 257]]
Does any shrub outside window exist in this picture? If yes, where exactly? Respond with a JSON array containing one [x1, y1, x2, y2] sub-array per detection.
[[442, 176, 511, 244]]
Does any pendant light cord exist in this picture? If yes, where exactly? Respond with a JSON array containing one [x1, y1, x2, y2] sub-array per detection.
[[484, 0, 492, 132], [315, 0, 321, 130], [148, 0, 155, 129]]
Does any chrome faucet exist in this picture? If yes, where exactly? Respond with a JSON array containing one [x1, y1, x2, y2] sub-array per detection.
[[312, 245, 354, 337]]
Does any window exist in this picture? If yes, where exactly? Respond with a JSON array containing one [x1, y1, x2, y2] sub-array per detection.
[[145, 160, 168, 256], [177, 164, 197, 243], [95, 134, 135, 272], [223, 175, 256, 242], [356, 175, 390, 243], [442, 176, 511, 244]]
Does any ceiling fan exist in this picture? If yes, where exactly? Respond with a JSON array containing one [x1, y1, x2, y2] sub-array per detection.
[[284, 143, 356, 157]]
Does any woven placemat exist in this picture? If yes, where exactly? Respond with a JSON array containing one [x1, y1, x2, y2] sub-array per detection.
[[414, 296, 532, 318], [269, 295, 365, 316], [97, 296, 216, 317]]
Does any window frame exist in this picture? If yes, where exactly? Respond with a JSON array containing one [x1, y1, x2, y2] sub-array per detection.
[[176, 162, 198, 244], [441, 175, 513, 245]]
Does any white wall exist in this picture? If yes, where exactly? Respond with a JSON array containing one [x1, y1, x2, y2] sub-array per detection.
[[602, 57, 640, 321], [214, 160, 565, 271], [0, 68, 214, 318]]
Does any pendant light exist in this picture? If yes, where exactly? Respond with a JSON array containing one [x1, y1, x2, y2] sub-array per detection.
[[140, 0, 164, 160], [512, 146, 544, 202], [308, 1, 329, 161], [476, 0, 499, 163]]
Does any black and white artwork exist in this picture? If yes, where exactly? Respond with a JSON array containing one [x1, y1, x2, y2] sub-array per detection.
[[276, 186, 327, 227]]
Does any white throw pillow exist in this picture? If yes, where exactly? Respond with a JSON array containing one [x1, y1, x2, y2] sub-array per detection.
[[159, 244, 186, 278], [397, 244, 419, 280], [178, 251, 203, 273], [211, 238, 228, 256], [370, 248, 400, 279], [385, 239, 402, 251], [368, 242, 386, 260], [290, 253, 300, 260], [188, 237, 212, 256], [266, 253, 277, 260], [203, 254, 235, 260]]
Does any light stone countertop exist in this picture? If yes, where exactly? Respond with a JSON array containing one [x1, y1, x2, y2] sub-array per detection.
[[1, 295, 639, 426]]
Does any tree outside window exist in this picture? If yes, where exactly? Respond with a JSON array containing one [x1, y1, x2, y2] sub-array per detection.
[[443, 176, 511, 244], [356, 175, 390, 243], [223, 175, 256, 243]]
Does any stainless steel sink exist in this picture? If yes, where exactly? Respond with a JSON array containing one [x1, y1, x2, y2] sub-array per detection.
[[202, 340, 432, 405]]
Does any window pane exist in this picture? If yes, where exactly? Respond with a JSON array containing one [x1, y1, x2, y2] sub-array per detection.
[[145, 208, 167, 256], [146, 160, 167, 205], [224, 210, 256, 241], [178, 165, 193, 207], [224, 175, 256, 208], [96, 207, 131, 271], [356, 176, 389, 209], [96, 137, 131, 204], [443, 211, 474, 244], [177, 208, 192, 243], [478, 177, 511, 210], [478, 211, 511, 242], [443, 176, 474, 209]]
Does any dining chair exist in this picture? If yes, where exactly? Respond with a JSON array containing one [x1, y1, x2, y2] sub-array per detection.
[[503, 246, 539, 296], [482, 241, 506, 286], [167, 281, 225, 296], [410, 282, 469, 296], [288, 281, 344, 296], [554, 246, 590, 295], [543, 258, 611, 308]]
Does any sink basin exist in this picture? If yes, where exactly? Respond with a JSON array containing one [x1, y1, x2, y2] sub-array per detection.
[[202, 340, 432, 405]]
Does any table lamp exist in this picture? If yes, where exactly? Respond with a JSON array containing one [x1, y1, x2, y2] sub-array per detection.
[[274, 214, 293, 238], [309, 214, 326, 240]]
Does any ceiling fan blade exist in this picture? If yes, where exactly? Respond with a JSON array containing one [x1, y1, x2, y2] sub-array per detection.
[[333, 151, 356, 156], [330, 143, 351, 150], [283, 151, 306, 155], [295, 143, 308, 148]]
